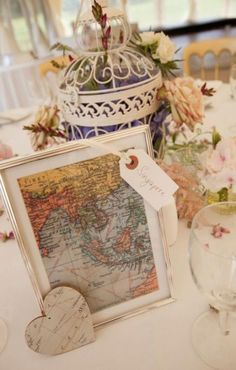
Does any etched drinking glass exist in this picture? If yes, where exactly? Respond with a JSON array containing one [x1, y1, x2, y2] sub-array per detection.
[[189, 202, 236, 369]]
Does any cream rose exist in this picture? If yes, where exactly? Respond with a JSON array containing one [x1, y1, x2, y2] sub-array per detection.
[[162, 77, 204, 130], [152, 32, 176, 64], [137, 31, 159, 46]]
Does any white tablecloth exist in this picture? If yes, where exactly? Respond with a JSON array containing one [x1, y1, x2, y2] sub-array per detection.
[[203, 82, 236, 137], [0, 83, 235, 370]]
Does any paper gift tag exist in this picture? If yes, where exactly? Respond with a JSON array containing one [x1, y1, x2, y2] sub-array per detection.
[[120, 149, 178, 211], [25, 286, 95, 355]]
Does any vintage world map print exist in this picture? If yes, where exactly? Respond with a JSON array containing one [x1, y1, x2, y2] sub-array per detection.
[[18, 153, 159, 313]]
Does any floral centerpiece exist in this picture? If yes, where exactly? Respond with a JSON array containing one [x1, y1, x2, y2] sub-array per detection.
[[24, 0, 214, 152], [151, 76, 214, 161], [22, 1, 218, 226], [130, 31, 178, 77], [130, 29, 216, 160], [25, 35, 212, 154]]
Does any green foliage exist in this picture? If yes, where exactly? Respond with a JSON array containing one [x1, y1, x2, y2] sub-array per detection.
[[51, 60, 65, 70], [129, 32, 180, 78], [50, 42, 77, 56], [212, 128, 221, 149], [92, 0, 103, 22], [218, 187, 228, 202], [155, 59, 180, 78]]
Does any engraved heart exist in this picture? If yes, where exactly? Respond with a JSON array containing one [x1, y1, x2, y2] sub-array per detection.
[[25, 286, 95, 355]]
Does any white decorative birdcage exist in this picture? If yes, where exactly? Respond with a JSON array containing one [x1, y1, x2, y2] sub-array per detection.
[[59, 0, 162, 140]]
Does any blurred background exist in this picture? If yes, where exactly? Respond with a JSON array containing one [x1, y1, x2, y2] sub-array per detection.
[[1, 0, 236, 111], [1, 0, 236, 56]]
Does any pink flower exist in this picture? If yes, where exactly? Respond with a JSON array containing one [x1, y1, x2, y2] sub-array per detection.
[[206, 138, 236, 173], [211, 224, 230, 238], [204, 169, 236, 192], [201, 137, 236, 192], [0, 142, 14, 161], [161, 77, 204, 131]]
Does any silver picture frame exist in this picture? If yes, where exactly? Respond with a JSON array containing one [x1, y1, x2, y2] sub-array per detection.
[[0, 126, 174, 328]]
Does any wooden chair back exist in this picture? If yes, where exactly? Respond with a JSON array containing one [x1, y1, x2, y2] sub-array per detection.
[[183, 37, 236, 81]]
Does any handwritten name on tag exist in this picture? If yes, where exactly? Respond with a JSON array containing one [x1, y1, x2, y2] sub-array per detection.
[[119, 149, 178, 211]]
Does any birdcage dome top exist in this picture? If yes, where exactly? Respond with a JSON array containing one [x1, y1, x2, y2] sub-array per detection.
[[59, 47, 161, 95], [74, 0, 131, 53]]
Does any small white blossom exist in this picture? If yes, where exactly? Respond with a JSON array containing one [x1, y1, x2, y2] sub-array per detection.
[[152, 32, 176, 64], [136, 32, 159, 46]]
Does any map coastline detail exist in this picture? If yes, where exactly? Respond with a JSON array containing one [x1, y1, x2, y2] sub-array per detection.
[[18, 154, 159, 313]]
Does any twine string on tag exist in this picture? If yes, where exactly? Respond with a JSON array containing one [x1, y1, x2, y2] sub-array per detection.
[[80, 138, 133, 165]]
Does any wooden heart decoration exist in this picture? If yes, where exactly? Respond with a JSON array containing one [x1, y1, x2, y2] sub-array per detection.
[[25, 286, 95, 355]]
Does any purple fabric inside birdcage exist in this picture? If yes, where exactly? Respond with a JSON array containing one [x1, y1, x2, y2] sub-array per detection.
[[62, 102, 169, 149], [61, 71, 167, 147]]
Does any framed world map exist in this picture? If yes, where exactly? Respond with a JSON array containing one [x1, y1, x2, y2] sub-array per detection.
[[0, 126, 174, 327]]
